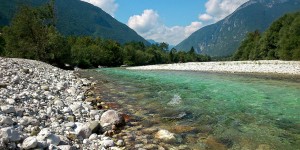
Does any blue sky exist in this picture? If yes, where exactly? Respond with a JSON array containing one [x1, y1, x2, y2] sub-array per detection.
[[81, 0, 249, 45], [115, 0, 206, 27]]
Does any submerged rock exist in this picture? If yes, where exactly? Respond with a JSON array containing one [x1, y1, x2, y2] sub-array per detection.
[[100, 110, 125, 127], [155, 129, 176, 143]]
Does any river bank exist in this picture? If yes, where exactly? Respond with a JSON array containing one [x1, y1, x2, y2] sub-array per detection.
[[0, 57, 130, 149], [127, 60, 300, 76]]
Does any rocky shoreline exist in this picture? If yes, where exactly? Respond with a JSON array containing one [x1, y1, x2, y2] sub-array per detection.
[[127, 60, 300, 75], [0, 57, 130, 149]]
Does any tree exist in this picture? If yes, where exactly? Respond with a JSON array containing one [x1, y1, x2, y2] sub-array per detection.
[[0, 27, 4, 55], [233, 30, 261, 60], [2, 0, 71, 67]]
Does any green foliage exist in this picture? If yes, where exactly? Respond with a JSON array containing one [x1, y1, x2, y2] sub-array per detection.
[[0, 1, 211, 69], [0, 0, 149, 45], [0, 27, 4, 55], [233, 12, 300, 61], [2, 2, 71, 67]]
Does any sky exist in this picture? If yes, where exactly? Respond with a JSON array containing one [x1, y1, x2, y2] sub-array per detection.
[[81, 0, 249, 45]]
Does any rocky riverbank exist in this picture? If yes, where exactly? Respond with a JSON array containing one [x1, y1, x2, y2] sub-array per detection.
[[0, 57, 128, 149], [127, 60, 300, 75]]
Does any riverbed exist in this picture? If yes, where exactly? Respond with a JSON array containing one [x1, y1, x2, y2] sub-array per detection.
[[80, 68, 300, 150]]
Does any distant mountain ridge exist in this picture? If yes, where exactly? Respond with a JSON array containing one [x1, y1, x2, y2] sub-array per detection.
[[175, 0, 300, 56], [0, 0, 149, 44]]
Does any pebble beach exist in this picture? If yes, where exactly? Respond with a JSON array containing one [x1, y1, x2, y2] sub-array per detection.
[[0, 57, 129, 149], [127, 60, 300, 75], [1, 57, 299, 150]]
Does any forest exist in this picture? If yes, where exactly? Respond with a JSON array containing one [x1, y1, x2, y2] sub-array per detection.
[[233, 11, 300, 61], [0, 2, 210, 69]]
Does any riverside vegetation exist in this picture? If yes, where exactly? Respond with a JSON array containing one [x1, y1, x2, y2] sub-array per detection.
[[233, 11, 300, 61], [0, 1, 210, 69]]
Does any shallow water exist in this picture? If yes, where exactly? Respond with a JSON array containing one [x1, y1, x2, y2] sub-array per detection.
[[88, 68, 300, 149]]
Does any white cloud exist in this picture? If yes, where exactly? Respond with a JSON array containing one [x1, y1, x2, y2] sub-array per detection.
[[81, 0, 118, 17], [128, 10, 203, 45], [199, 14, 213, 21], [199, 0, 249, 22]]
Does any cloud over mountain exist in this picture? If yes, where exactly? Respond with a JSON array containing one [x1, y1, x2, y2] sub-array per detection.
[[81, 0, 118, 17], [128, 9, 202, 45], [199, 0, 249, 22]]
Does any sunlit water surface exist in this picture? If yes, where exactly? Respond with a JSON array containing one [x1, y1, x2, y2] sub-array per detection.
[[85, 68, 300, 149]]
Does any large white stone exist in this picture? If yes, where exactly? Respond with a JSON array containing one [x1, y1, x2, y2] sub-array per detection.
[[58, 145, 72, 150], [0, 105, 16, 113], [155, 129, 176, 143], [101, 139, 114, 148], [46, 134, 60, 146], [37, 128, 51, 141], [100, 110, 125, 127], [0, 116, 14, 125], [22, 136, 38, 149]]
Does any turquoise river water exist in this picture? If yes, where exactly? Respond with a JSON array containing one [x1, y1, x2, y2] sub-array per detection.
[[86, 68, 300, 149]]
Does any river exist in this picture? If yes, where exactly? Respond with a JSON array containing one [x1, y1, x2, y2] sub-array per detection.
[[80, 68, 300, 150]]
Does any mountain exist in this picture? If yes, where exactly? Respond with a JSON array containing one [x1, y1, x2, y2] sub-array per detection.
[[147, 39, 159, 45], [0, 0, 149, 44], [175, 0, 300, 57], [233, 11, 300, 60]]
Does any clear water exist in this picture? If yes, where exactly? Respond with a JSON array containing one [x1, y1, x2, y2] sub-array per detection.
[[91, 68, 300, 149]]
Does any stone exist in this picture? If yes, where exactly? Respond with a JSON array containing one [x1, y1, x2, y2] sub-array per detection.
[[67, 115, 76, 122], [46, 134, 61, 146], [88, 134, 97, 140], [0, 127, 21, 142], [0, 83, 7, 89], [101, 139, 114, 148], [85, 97, 96, 102], [41, 85, 49, 91], [22, 68, 30, 74], [54, 100, 64, 107], [37, 128, 51, 141], [89, 121, 101, 134], [0, 105, 16, 114], [58, 145, 72, 150], [6, 98, 15, 105], [66, 133, 77, 141], [22, 136, 38, 150], [67, 87, 76, 96], [0, 116, 14, 125], [31, 127, 40, 136], [0, 138, 7, 149], [76, 125, 92, 139], [116, 139, 124, 146], [11, 75, 20, 83], [70, 103, 82, 112], [65, 122, 75, 128], [155, 129, 176, 143], [100, 110, 125, 127]]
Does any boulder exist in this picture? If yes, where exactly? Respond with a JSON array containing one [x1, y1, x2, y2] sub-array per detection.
[[101, 139, 114, 148], [89, 121, 101, 134], [76, 124, 92, 139], [0, 127, 21, 142], [155, 129, 176, 143], [6, 98, 15, 105], [46, 134, 60, 146], [100, 110, 125, 127], [37, 128, 51, 141], [0, 105, 16, 114], [22, 136, 38, 150], [0, 116, 14, 126]]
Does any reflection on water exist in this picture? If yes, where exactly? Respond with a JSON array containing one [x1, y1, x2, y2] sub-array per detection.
[[83, 68, 300, 149]]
